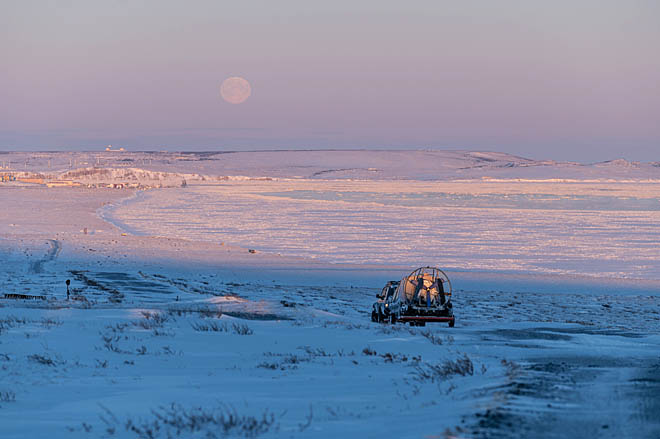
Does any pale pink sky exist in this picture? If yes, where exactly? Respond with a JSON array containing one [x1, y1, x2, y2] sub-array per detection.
[[1, 0, 659, 161]]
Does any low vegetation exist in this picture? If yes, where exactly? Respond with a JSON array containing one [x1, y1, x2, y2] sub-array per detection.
[[0, 390, 16, 403], [98, 403, 279, 438], [413, 354, 474, 382], [27, 353, 60, 367], [191, 321, 229, 332]]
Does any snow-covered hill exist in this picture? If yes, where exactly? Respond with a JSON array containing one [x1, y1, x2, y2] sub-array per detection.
[[1, 150, 659, 182]]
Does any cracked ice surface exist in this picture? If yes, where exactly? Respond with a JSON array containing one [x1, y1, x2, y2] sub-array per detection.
[[108, 180, 660, 279]]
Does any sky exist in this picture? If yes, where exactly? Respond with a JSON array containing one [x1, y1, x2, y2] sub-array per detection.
[[1, 0, 659, 162]]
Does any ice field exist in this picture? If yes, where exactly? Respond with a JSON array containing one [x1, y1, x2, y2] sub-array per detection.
[[107, 179, 660, 279]]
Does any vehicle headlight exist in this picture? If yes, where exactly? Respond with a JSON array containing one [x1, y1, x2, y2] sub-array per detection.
[[385, 303, 388, 307]]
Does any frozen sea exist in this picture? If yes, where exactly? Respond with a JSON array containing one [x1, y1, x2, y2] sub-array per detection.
[[106, 180, 660, 280]]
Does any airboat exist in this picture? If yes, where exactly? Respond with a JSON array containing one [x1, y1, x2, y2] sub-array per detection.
[[371, 267, 454, 327]]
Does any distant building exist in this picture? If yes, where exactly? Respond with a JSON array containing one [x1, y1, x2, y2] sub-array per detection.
[[17, 177, 45, 185], [105, 145, 125, 152], [46, 180, 81, 188]]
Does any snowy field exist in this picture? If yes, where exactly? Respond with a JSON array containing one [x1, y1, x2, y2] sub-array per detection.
[[1, 151, 660, 438]]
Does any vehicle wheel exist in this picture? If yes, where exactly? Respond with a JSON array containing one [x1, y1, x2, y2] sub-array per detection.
[[390, 314, 397, 324], [371, 311, 378, 322], [419, 322, 426, 327], [449, 318, 455, 328]]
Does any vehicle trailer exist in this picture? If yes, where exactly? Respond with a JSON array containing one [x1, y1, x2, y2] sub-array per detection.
[[371, 267, 455, 327], [397, 315, 455, 327]]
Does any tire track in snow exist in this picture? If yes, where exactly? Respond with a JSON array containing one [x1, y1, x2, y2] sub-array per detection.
[[29, 239, 61, 274]]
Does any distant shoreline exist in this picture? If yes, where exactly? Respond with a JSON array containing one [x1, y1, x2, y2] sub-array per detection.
[[96, 189, 148, 237]]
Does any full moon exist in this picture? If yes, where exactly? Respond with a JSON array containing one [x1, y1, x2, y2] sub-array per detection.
[[220, 77, 251, 104]]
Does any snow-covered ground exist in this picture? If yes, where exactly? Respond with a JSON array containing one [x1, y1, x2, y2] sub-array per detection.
[[1, 150, 660, 438], [1, 248, 659, 439]]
